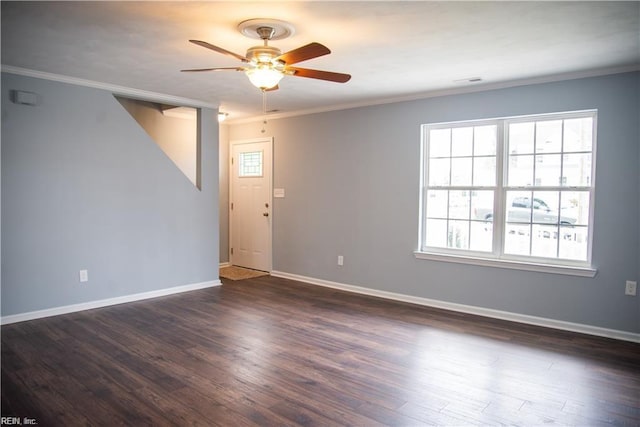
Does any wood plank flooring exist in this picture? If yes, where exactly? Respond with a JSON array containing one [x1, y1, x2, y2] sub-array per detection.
[[2, 275, 640, 426]]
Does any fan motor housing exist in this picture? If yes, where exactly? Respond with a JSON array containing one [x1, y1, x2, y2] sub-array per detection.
[[246, 45, 282, 64]]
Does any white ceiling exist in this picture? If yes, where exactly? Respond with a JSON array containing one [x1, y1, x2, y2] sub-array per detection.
[[2, 1, 639, 121]]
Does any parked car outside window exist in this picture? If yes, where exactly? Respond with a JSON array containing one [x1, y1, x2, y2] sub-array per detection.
[[474, 196, 577, 225]]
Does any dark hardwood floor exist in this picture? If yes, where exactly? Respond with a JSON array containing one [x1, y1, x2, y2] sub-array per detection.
[[2, 275, 640, 426]]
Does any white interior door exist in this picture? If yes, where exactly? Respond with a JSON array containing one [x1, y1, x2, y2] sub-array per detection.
[[230, 138, 272, 272]]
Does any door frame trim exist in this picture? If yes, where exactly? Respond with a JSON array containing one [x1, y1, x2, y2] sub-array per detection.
[[229, 137, 273, 271]]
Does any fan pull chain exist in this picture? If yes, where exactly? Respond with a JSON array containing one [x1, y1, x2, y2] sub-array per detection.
[[261, 90, 267, 134], [262, 89, 267, 114]]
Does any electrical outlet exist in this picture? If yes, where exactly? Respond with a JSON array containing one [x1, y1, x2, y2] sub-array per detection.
[[625, 280, 637, 296], [79, 269, 89, 283], [337, 255, 344, 266]]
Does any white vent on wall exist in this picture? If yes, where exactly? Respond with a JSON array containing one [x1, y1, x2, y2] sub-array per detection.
[[10, 90, 39, 106]]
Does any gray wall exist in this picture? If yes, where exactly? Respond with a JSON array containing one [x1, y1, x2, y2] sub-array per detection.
[[226, 72, 640, 333], [1, 72, 219, 316]]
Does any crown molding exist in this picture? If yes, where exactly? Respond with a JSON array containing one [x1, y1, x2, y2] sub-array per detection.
[[1, 65, 218, 110], [4, 63, 637, 123], [228, 63, 640, 124]]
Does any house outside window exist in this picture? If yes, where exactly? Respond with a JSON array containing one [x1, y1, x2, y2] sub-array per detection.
[[417, 110, 597, 276]]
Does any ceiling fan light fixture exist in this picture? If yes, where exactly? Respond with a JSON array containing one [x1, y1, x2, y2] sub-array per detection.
[[183, 19, 351, 91], [245, 65, 284, 90]]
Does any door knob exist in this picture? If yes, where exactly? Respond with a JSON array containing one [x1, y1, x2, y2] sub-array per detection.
[[263, 212, 269, 217]]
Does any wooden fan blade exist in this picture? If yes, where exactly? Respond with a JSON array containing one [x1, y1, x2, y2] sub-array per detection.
[[181, 67, 245, 72], [276, 42, 330, 65], [189, 40, 247, 63], [287, 67, 351, 83]]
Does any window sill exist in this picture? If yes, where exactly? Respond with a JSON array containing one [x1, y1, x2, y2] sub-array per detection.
[[414, 251, 597, 277]]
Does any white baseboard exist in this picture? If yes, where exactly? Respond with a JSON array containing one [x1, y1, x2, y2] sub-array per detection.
[[1, 280, 221, 325], [219, 262, 231, 268], [271, 271, 640, 344]]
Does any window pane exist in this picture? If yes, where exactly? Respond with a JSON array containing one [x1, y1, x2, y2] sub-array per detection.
[[509, 122, 534, 155], [563, 117, 593, 152], [451, 157, 472, 186], [425, 219, 447, 248], [449, 191, 470, 220], [532, 190, 560, 225], [559, 225, 588, 261], [506, 191, 532, 223], [448, 220, 469, 250], [429, 158, 450, 186], [508, 155, 534, 186], [426, 190, 448, 218], [531, 224, 559, 258], [471, 191, 494, 222], [474, 125, 497, 156], [471, 190, 495, 249], [504, 223, 531, 255], [473, 156, 496, 186], [536, 120, 562, 153], [429, 129, 451, 157], [452, 127, 473, 157], [470, 221, 492, 252], [563, 153, 592, 186], [560, 191, 589, 226], [534, 154, 562, 186]]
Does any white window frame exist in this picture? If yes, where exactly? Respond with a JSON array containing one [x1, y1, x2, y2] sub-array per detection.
[[415, 110, 597, 277]]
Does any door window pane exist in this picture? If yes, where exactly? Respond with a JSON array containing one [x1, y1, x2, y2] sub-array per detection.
[[239, 151, 263, 177]]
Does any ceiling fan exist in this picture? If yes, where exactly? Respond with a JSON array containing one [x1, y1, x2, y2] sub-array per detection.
[[181, 20, 351, 91]]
